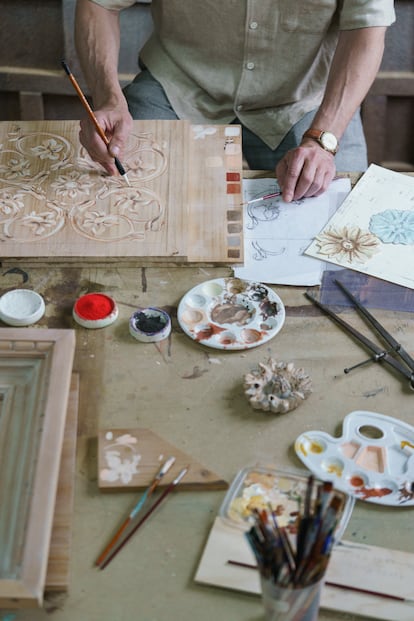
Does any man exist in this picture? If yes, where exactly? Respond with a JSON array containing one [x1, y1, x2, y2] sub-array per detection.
[[75, 0, 395, 201]]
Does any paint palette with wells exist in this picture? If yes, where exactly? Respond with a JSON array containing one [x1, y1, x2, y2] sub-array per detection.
[[219, 465, 354, 540], [177, 277, 285, 350], [295, 410, 414, 506]]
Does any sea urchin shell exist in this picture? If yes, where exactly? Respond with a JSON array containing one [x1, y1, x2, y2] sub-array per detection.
[[244, 358, 312, 414]]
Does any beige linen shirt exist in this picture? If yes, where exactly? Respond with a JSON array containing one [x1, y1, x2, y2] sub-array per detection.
[[91, 0, 395, 148]]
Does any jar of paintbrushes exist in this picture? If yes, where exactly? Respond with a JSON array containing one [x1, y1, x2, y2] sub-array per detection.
[[246, 476, 345, 621]]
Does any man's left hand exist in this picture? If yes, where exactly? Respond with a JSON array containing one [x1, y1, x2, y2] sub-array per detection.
[[275, 141, 336, 202]]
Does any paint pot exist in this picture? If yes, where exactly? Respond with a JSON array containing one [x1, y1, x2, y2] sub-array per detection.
[[73, 292, 118, 329], [0, 289, 45, 326], [129, 307, 171, 342]]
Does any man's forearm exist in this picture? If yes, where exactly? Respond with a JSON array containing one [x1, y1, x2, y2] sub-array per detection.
[[310, 26, 387, 139], [75, 0, 126, 109]]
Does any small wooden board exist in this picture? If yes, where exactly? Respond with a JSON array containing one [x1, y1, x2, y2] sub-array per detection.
[[98, 428, 228, 491], [45, 373, 79, 592], [0, 120, 243, 266]]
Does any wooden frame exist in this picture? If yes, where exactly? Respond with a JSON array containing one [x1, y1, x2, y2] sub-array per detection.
[[0, 328, 75, 608]]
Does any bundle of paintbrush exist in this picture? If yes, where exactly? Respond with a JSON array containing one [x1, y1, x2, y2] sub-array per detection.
[[246, 476, 345, 588]]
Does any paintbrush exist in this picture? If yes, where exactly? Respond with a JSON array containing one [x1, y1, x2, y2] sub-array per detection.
[[241, 191, 282, 206], [61, 60, 130, 185], [99, 466, 189, 570], [95, 456, 176, 567]]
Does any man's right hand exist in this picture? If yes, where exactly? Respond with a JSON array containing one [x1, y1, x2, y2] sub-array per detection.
[[79, 104, 133, 177]]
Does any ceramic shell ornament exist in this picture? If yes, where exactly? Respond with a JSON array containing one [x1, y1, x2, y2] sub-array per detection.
[[244, 358, 312, 414]]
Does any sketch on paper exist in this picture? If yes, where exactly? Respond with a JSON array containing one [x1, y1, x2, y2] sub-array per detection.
[[234, 177, 351, 285], [305, 164, 414, 289]]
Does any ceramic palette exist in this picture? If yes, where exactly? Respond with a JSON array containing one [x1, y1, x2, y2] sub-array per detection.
[[177, 277, 285, 350], [219, 465, 354, 541], [295, 410, 414, 506]]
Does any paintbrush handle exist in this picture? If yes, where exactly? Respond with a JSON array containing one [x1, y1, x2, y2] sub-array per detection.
[[61, 60, 109, 145], [99, 467, 188, 570]]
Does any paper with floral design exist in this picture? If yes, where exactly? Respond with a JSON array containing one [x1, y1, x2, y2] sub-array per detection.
[[305, 164, 414, 289]]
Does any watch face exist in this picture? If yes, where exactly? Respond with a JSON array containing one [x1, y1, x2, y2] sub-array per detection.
[[321, 132, 338, 151]]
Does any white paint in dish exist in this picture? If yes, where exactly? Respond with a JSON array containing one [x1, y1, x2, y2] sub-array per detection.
[[0, 289, 45, 326]]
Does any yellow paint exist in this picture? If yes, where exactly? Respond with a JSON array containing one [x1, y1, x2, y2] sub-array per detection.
[[326, 463, 343, 477], [401, 440, 414, 450], [309, 440, 324, 454]]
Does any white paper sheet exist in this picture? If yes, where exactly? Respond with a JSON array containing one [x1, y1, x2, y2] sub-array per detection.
[[234, 177, 351, 285], [195, 517, 414, 621], [305, 164, 414, 289]]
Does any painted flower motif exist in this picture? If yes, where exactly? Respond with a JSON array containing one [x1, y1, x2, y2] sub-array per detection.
[[315, 226, 380, 264], [100, 450, 141, 484], [83, 211, 119, 236], [0, 157, 31, 179], [369, 209, 414, 245], [100, 433, 141, 484], [51, 170, 94, 198], [31, 138, 64, 160], [22, 210, 59, 236]]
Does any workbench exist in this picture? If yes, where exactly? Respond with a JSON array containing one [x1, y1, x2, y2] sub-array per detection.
[[2, 255, 413, 621]]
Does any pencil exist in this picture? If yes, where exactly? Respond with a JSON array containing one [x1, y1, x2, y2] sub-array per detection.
[[99, 466, 189, 570], [95, 456, 176, 567], [61, 60, 130, 185]]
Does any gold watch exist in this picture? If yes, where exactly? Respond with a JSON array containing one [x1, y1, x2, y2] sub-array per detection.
[[303, 129, 338, 155]]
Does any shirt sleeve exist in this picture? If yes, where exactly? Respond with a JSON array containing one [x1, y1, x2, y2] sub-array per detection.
[[340, 0, 396, 29], [88, 0, 136, 10]]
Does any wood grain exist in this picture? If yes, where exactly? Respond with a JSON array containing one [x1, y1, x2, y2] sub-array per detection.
[[98, 428, 228, 492], [45, 373, 79, 592], [0, 120, 243, 265]]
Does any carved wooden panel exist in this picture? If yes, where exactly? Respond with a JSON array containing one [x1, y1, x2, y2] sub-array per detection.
[[0, 120, 243, 265], [0, 328, 75, 608]]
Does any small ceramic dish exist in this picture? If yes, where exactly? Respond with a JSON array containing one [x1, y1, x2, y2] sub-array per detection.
[[219, 464, 354, 542], [0, 289, 45, 326], [129, 307, 171, 342], [73, 293, 118, 329]]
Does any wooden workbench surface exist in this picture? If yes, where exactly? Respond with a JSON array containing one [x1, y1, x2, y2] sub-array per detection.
[[4, 263, 414, 621]]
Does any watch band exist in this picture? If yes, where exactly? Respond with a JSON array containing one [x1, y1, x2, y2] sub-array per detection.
[[302, 129, 338, 155]]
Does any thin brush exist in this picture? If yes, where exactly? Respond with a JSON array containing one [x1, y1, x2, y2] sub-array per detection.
[[226, 560, 414, 604], [99, 466, 189, 570], [61, 60, 130, 185], [241, 191, 282, 206], [95, 456, 176, 566]]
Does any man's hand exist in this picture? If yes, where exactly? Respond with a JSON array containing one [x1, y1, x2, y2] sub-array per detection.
[[275, 140, 336, 202], [79, 105, 133, 177]]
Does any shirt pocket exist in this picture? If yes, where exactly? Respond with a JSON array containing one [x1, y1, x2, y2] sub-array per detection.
[[280, 1, 338, 33]]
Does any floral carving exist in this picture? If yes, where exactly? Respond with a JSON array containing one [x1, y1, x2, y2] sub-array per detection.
[[314, 225, 380, 264], [51, 170, 94, 199], [30, 138, 65, 161]]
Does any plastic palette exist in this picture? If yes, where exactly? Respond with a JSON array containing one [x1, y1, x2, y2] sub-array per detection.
[[295, 410, 414, 506], [177, 277, 285, 350], [219, 465, 354, 541]]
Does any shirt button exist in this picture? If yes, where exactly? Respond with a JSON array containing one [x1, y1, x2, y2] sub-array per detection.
[[249, 21, 258, 29], [246, 62, 255, 70]]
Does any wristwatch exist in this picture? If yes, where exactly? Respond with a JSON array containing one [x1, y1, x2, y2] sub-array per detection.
[[302, 129, 338, 155]]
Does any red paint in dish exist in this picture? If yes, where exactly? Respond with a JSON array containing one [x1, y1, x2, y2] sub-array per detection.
[[74, 293, 115, 321]]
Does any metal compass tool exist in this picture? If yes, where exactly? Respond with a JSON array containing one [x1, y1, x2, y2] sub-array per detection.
[[305, 279, 414, 390]]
